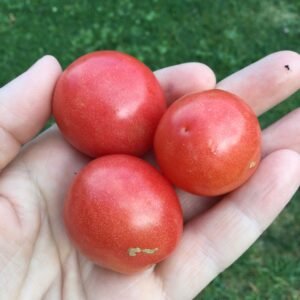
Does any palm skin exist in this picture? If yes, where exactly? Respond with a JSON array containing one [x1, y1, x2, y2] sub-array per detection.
[[0, 51, 300, 300]]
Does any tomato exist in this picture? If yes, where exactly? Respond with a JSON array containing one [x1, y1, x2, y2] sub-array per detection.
[[64, 154, 183, 274], [154, 89, 261, 196], [53, 51, 166, 157]]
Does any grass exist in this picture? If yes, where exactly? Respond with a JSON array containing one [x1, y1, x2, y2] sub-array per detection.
[[0, 1, 299, 299]]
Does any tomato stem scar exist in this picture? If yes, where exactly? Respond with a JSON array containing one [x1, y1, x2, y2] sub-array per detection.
[[181, 126, 190, 134], [128, 247, 159, 256]]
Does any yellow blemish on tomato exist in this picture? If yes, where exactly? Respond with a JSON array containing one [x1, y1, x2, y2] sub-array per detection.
[[128, 247, 159, 256], [249, 161, 256, 168]]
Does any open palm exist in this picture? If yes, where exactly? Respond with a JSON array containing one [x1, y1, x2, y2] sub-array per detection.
[[0, 52, 300, 300]]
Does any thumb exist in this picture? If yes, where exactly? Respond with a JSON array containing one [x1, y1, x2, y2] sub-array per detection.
[[0, 55, 62, 169]]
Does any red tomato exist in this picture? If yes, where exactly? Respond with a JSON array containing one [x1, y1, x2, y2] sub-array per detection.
[[154, 89, 261, 196], [64, 154, 183, 274], [53, 51, 166, 157]]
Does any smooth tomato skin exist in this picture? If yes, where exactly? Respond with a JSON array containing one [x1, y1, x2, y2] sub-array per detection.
[[64, 154, 183, 274], [53, 51, 166, 157], [154, 89, 261, 196]]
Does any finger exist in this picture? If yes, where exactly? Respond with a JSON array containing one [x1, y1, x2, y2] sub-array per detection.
[[0, 126, 89, 258], [262, 108, 300, 156], [0, 55, 61, 169], [155, 62, 216, 105], [217, 51, 300, 115], [156, 149, 300, 300], [176, 188, 219, 222]]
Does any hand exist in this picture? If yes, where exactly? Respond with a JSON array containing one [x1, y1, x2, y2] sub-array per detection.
[[0, 51, 299, 300]]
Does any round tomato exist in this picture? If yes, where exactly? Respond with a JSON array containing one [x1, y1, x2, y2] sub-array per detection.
[[154, 89, 261, 196], [64, 154, 183, 274], [53, 51, 166, 157]]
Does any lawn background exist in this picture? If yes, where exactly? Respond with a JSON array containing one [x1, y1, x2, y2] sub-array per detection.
[[0, 1, 299, 299]]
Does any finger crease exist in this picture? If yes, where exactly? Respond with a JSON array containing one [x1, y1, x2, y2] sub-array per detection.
[[0, 124, 23, 145]]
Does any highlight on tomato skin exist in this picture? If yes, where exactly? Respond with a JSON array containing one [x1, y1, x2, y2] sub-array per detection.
[[64, 154, 183, 274], [52, 50, 166, 158], [154, 89, 262, 197]]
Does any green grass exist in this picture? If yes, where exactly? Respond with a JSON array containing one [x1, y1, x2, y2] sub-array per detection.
[[0, 1, 299, 299]]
